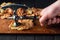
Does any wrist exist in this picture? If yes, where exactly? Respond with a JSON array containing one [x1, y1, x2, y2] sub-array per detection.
[[56, 1, 60, 16], [57, 0, 60, 1], [54, 1, 60, 8]]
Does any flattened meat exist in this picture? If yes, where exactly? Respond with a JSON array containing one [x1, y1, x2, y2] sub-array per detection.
[[0, 8, 13, 19], [16, 8, 24, 16], [9, 19, 33, 30]]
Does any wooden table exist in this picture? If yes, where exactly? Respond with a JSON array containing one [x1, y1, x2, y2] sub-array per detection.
[[0, 19, 60, 34]]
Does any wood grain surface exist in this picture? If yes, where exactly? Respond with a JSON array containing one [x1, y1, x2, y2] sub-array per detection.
[[0, 18, 60, 34]]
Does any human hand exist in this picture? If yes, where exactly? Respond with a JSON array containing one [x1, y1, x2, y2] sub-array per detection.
[[39, 1, 60, 26]]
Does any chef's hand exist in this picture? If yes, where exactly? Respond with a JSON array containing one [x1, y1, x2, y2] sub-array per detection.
[[39, 1, 60, 26]]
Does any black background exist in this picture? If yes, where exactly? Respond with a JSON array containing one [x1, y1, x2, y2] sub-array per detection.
[[0, 0, 60, 40], [0, 0, 56, 8]]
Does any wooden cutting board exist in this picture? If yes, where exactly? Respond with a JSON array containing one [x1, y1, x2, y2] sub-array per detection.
[[0, 19, 60, 34]]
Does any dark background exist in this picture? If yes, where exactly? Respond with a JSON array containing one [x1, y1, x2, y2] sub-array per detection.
[[0, 0, 56, 8], [0, 0, 60, 40]]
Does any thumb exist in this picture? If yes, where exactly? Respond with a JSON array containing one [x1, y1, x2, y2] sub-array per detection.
[[39, 14, 48, 26]]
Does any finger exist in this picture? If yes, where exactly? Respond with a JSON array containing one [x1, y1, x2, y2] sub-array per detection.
[[51, 18, 56, 24], [39, 14, 48, 26], [59, 18, 60, 23], [48, 19, 52, 25], [56, 18, 60, 23]]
